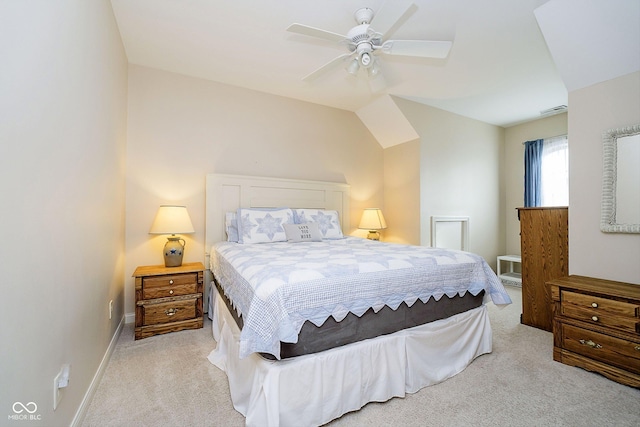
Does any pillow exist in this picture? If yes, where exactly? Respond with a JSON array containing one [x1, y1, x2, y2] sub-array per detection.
[[294, 209, 344, 239], [237, 208, 294, 244], [283, 223, 322, 243], [225, 212, 239, 242]]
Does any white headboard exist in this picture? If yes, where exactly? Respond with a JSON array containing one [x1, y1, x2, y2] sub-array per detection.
[[205, 174, 351, 259]]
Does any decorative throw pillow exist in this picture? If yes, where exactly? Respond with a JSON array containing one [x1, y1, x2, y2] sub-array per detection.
[[225, 212, 239, 242], [294, 209, 344, 239], [237, 208, 294, 244], [283, 222, 322, 243]]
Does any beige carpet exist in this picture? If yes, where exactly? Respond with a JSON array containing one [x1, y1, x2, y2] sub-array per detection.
[[82, 287, 640, 427]]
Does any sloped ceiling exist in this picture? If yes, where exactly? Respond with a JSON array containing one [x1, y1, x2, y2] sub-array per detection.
[[109, 0, 638, 147], [534, 0, 640, 93]]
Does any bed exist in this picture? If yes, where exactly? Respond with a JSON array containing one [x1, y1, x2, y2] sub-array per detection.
[[205, 174, 511, 426]]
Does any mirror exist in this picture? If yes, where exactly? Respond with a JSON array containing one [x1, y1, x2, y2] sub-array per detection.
[[601, 124, 640, 233]]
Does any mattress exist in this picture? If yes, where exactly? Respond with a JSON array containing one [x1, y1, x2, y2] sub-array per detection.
[[210, 237, 511, 359], [213, 278, 485, 359]]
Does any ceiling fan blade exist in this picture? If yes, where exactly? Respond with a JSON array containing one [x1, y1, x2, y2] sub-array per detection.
[[370, 0, 418, 41], [287, 23, 348, 43], [302, 53, 355, 82], [380, 40, 452, 58]]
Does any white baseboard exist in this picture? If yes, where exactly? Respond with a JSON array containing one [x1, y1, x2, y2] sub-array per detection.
[[70, 316, 124, 427]]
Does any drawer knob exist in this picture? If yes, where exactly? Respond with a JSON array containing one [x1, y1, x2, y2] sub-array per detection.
[[591, 302, 598, 308], [579, 339, 602, 349], [165, 308, 179, 316], [591, 316, 599, 322], [169, 280, 174, 285], [169, 290, 174, 295], [635, 345, 640, 352]]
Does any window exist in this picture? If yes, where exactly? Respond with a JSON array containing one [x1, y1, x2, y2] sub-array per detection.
[[540, 136, 569, 206], [524, 135, 569, 207]]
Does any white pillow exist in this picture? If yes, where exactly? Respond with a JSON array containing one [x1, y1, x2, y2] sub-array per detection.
[[225, 212, 239, 242], [294, 209, 344, 239], [283, 222, 322, 242], [237, 208, 294, 244]]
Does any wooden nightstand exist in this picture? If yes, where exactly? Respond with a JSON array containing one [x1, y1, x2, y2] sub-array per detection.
[[548, 275, 640, 388], [133, 262, 204, 340]]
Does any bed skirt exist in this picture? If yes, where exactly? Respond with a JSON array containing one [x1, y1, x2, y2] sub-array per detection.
[[207, 286, 493, 427]]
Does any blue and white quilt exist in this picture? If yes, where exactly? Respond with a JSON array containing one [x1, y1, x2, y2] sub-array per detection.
[[211, 237, 512, 359]]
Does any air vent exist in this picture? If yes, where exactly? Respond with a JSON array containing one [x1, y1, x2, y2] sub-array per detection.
[[540, 105, 568, 117]]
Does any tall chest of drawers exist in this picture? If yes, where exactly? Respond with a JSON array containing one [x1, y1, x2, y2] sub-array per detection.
[[548, 275, 640, 388], [133, 262, 204, 340], [517, 207, 568, 332]]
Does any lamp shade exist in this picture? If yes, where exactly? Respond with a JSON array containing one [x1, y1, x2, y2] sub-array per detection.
[[149, 205, 195, 235], [358, 208, 387, 230]]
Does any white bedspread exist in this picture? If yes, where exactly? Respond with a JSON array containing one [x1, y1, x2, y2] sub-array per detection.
[[211, 237, 511, 359]]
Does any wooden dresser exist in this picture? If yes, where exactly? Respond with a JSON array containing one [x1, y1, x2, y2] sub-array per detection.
[[548, 275, 640, 388], [517, 207, 568, 332], [133, 262, 204, 340]]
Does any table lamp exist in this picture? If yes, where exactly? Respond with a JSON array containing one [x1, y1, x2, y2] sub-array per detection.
[[358, 208, 387, 240], [149, 205, 195, 267]]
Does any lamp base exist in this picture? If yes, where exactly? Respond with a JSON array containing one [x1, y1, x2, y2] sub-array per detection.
[[366, 230, 381, 241], [163, 236, 186, 267]]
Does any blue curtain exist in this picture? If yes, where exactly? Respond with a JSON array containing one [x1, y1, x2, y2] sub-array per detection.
[[524, 139, 543, 207]]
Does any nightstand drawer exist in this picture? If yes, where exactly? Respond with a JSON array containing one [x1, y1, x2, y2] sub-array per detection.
[[143, 281, 197, 299], [562, 323, 640, 374], [143, 273, 198, 289], [561, 291, 640, 334], [141, 298, 198, 326], [563, 291, 639, 316]]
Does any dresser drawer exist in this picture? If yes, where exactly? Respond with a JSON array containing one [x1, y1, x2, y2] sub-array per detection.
[[142, 273, 198, 299], [561, 291, 640, 334], [140, 298, 198, 326], [562, 323, 640, 374]]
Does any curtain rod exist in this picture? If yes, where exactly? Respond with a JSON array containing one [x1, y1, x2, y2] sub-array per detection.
[[522, 134, 567, 144]]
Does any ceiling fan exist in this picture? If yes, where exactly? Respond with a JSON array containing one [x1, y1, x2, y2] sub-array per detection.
[[286, 1, 453, 82]]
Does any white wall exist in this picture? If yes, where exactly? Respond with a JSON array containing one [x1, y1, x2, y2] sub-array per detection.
[[569, 71, 640, 284], [504, 113, 568, 255], [393, 98, 505, 267], [125, 65, 384, 316], [0, 1, 128, 425], [383, 139, 421, 245]]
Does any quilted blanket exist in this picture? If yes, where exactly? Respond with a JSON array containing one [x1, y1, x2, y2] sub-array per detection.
[[211, 237, 511, 359]]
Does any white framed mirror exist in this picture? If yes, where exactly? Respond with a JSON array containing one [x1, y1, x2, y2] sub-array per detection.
[[600, 124, 640, 233]]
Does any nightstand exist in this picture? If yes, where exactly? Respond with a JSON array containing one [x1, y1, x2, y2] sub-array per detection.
[[548, 275, 640, 388], [133, 262, 204, 340]]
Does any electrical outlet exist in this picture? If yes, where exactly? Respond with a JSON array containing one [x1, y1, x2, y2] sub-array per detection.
[[109, 300, 113, 319]]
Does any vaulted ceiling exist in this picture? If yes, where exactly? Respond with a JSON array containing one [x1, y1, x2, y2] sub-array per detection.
[[110, 0, 639, 147]]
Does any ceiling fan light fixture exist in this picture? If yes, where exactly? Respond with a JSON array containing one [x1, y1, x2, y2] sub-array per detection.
[[346, 58, 360, 75], [360, 52, 372, 68], [367, 59, 380, 78]]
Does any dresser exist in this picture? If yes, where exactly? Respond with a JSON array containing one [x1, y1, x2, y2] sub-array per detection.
[[133, 262, 204, 340], [517, 207, 568, 331], [548, 275, 640, 388]]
